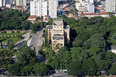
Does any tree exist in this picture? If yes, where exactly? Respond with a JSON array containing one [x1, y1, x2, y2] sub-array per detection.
[[73, 31, 90, 47], [88, 46, 102, 56], [96, 60, 110, 71], [33, 63, 49, 76], [17, 46, 36, 65], [8, 63, 21, 75], [71, 47, 83, 61], [21, 21, 32, 30], [67, 61, 82, 76], [41, 16, 43, 27], [20, 65, 33, 76], [30, 24, 40, 33], [84, 34, 107, 51], [73, 38, 83, 47], [111, 33, 116, 44], [48, 19, 53, 25], [82, 58, 97, 75], [104, 51, 116, 63], [108, 63, 116, 75], [8, 40, 14, 49]]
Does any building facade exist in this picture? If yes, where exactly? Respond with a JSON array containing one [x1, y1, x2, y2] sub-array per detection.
[[49, 0, 58, 18], [16, 0, 27, 6], [105, 0, 116, 13], [75, 0, 95, 13], [0, 0, 7, 7], [30, 0, 47, 17], [46, 18, 70, 52]]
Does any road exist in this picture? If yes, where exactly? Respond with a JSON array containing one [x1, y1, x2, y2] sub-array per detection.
[[50, 73, 69, 77], [14, 30, 31, 49], [27, 29, 45, 62], [28, 29, 43, 55]]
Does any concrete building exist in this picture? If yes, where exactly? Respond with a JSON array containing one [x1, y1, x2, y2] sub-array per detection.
[[12, 0, 16, 4], [30, 0, 47, 17], [49, 0, 58, 18], [75, 0, 95, 13], [105, 0, 116, 13], [46, 18, 70, 52], [16, 0, 27, 6], [6, 3, 12, 8], [88, 3, 94, 13], [0, 0, 7, 7]]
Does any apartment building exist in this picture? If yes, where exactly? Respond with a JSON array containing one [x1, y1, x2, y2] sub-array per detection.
[[105, 0, 116, 13], [75, 0, 95, 13], [16, 0, 27, 6], [30, 0, 47, 17], [49, 0, 58, 18], [0, 0, 6, 7]]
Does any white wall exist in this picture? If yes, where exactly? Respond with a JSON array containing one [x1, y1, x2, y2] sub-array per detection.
[[49, 0, 58, 18], [42, 1, 47, 16], [111, 50, 116, 54], [105, 0, 116, 12], [16, 0, 26, 6], [30, 0, 47, 17], [30, 1, 37, 15], [88, 4, 94, 13], [0, 0, 3, 7]]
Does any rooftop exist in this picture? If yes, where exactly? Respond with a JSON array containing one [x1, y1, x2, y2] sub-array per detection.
[[53, 18, 64, 26], [53, 18, 63, 21], [53, 36, 64, 40]]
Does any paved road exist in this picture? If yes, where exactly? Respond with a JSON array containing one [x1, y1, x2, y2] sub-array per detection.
[[28, 29, 43, 55], [14, 31, 31, 49], [50, 73, 69, 77], [27, 29, 46, 62]]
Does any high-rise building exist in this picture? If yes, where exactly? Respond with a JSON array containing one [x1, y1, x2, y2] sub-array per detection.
[[0, 0, 3, 7], [30, 0, 47, 17], [49, 0, 58, 18], [105, 0, 116, 12], [16, 0, 27, 6], [0, 0, 7, 7]]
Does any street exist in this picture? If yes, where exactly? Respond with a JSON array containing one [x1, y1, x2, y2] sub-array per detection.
[[27, 28, 45, 62], [27, 28, 43, 55]]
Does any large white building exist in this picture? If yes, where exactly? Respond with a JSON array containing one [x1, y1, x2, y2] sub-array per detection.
[[30, 0, 47, 17], [0, 0, 7, 7], [105, 0, 116, 13], [75, 0, 94, 13], [49, 0, 58, 18], [16, 0, 27, 6]]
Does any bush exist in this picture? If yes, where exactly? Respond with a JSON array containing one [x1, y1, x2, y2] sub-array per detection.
[[12, 31, 15, 33], [16, 31, 20, 33], [3, 31, 7, 33]]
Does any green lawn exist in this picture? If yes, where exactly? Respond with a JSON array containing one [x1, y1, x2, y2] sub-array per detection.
[[0, 33, 25, 43], [1, 32, 24, 35]]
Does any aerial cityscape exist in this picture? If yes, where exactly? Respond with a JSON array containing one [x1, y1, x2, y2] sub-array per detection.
[[0, 0, 116, 76]]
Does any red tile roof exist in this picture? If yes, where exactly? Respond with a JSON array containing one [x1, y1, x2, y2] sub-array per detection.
[[28, 15, 37, 19]]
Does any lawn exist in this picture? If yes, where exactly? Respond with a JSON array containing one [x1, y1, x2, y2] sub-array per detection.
[[0, 32, 25, 43]]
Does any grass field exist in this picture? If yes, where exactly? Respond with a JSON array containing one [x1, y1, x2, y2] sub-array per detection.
[[0, 32, 25, 43]]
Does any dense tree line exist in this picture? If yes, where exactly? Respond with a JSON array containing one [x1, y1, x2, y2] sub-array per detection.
[[0, 9, 44, 33], [1, 9, 116, 76], [39, 15, 116, 76], [7, 46, 50, 76]]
